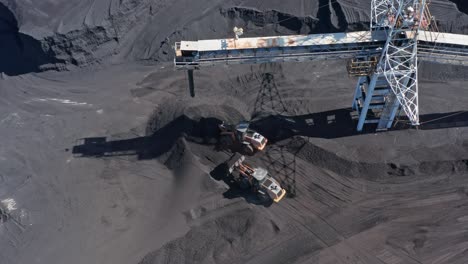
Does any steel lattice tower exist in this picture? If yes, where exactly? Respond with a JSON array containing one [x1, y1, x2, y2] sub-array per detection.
[[353, 0, 427, 131]]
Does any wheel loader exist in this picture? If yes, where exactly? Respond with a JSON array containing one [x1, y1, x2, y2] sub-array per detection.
[[225, 153, 286, 203], [218, 121, 268, 155]]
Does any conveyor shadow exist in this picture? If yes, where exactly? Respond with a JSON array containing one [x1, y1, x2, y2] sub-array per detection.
[[71, 109, 468, 158], [72, 115, 222, 159], [251, 108, 360, 141], [397, 111, 468, 130], [251, 108, 468, 142]]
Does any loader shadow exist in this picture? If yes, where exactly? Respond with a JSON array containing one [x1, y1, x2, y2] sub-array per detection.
[[209, 162, 273, 207], [0, 3, 63, 76]]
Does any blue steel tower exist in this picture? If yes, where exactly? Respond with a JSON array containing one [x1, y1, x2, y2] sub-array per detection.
[[351, 0, 428, 131]]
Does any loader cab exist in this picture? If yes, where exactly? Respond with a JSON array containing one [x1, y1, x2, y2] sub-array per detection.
[[253, 167, 286, 203], [261, 177, 286, 203], [252, 167, 268, 181], [244, 131, 267, 150], [225, 154, 286, 203], [235, 122, 250, 134], [236, 122, 268, 150]]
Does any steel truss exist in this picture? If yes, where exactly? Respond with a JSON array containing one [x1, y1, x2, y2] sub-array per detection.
[[353, 0, 427, 131]]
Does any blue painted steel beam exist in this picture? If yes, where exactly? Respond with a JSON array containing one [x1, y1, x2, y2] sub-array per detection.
[[385, 99, 401, 129], [352, 77, 366, 112], [356, 75, 379, 131]]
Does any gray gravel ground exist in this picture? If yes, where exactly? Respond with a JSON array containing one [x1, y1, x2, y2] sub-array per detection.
[[1, 1, 468, 263]]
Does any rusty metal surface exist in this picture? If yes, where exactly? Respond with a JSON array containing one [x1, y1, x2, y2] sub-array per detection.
[[176, 30, 468, 59], [180, 31, 388, 52], [413, 31, 468, 46]]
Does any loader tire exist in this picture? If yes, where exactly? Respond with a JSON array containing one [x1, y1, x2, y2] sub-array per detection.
[[239, 177, 251, 190], [257, 191, 271, 204], [243, 144, 254, 156], [219, 135, 232, 146]]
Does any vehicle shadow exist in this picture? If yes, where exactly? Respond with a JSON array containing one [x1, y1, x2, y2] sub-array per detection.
[[0, 3, 63, 76]]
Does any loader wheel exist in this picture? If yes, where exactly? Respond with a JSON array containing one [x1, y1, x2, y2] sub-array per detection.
[[210, 163, 229, 181], [239, 177, 251, 190], [217, 136, 231, 151], [243, 144, 254, 155], [257, 191, 271, 204], [219, 135, 232, 146]]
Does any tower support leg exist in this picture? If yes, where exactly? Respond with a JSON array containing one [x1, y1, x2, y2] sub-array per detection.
[[352, 76, 366, 112], [356, 75, 378, 132], [352, 73, 402, 132], [385, 98, 400, 129]]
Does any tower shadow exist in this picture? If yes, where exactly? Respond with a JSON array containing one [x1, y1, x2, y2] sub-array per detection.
[[253, 72, 289, 118], [261, 138, 306, 198]]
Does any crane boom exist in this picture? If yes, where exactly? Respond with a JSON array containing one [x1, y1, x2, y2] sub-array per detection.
[[174, 0, 468, 132]]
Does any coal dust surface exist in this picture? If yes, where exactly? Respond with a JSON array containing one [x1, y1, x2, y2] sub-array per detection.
[[1, 1, 468, 264]]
